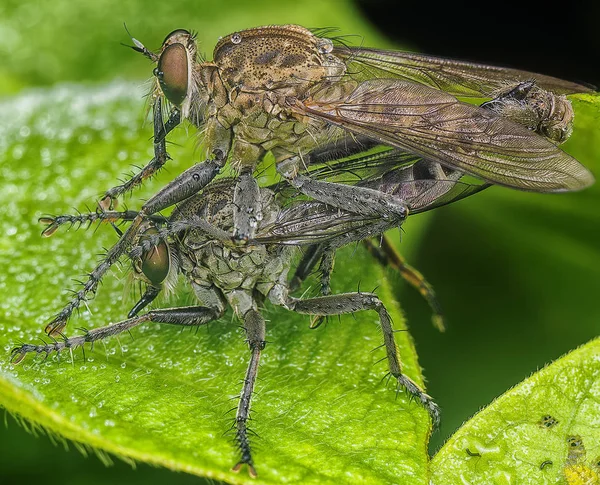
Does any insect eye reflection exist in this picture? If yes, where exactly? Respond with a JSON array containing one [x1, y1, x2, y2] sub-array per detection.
[[157, 43, 189, 106], [133, 227, 171, 287]]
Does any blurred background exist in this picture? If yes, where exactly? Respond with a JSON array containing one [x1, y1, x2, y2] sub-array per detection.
[[0, 0, 598, 483]]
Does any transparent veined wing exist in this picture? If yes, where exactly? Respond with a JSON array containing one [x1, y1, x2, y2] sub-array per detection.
[[295, 79, 594, 192], [334, 46, 594, 97]]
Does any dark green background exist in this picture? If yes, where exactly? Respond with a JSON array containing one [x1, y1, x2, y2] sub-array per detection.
[[1, 0, 598, 483]]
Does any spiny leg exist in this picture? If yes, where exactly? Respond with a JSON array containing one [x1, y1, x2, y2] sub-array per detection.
[[100, 98, 181, 209], [11, 305, 222, 364], [289, 244, 324, 293], [45, 152, 226, 336], [233, 170, 262, 242], [286, 292, 440, 427], [279, 164, 409, 220], [288, 236, 444, 331], [39, 210, 167, 237], [231, 309, 266, 478], [364, 236, 445, 332], [40, 208, 232, 247]]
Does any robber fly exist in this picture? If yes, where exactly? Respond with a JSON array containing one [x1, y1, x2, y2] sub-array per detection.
[[42, 24, 593, 340], [13, 167, 486, 475]]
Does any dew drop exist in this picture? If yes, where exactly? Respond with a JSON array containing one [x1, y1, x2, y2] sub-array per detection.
[[317, 38, 334, 54]]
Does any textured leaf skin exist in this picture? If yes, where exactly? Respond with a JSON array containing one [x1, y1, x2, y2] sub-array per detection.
[[431, 338, 600, 485], [0, 83, 432, 485]]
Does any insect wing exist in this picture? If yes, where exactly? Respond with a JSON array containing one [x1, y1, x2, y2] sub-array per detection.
[[360, 172, 490, 214], [335, 46, 593, 97], [258, 175, 487, 246], [296, 79, 594, 192]]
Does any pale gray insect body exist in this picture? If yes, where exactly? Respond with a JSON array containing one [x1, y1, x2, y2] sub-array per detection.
[[44, 23, 593, 338], [14, 177, 432, 476], [172, 179, 293, 317]]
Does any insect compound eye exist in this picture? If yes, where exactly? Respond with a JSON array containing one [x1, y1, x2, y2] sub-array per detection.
[[134, 228, 171, 287], [162, 29, 191, 46], [157, 42, 189, 106]]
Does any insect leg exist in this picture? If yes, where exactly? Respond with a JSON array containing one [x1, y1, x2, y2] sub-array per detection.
[[317, 250, 335, 296], [45, 152, 227, 336], [11, 305, 221, 365], [286, 293, 440, 426], [38, 210, 169, 237], [363, 237, 445, 332], [289, 244, 324, 292], [231, 309, 266, 478], [100, 98, 181, 209], [290, 244, 335, 295], [233, 170, 262, 241], [279, 165, 409, 219]]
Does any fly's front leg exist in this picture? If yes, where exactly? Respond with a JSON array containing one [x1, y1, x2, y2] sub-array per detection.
[[287, 293, 440, 427], [277, 155, 409, 221], [38, 209, 171, 237], [232, 309, 266, 478], [100, 97, 182, 209], [233, 170, 262, 241], [45, 149, 228, 336]]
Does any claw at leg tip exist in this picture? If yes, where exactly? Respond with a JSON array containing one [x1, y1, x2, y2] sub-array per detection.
[[45, 321, 65, 337], [432, 315, 446, 333], [10, 349, 26, 365], [232, 462, 257, 478]]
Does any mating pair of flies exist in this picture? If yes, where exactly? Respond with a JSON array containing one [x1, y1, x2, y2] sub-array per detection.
[[11, 24, 594, 476]]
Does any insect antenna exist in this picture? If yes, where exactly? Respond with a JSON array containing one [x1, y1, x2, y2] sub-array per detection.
[[122, 23, 159, 62]]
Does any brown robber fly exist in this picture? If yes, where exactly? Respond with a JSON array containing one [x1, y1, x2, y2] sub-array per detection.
[[12, 24, 596, 476], [51, 23, 592, 341]]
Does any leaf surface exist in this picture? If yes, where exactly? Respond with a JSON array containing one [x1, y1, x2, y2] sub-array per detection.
[[0, 83, 432, 485], [431, 338, 600, 485]]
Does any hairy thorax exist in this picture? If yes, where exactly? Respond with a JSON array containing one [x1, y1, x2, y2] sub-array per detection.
[[203, 25, 348, 167]]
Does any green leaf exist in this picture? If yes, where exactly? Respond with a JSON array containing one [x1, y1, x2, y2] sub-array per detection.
[[430, 338, 600, 485], [0, 83, 433, 484]]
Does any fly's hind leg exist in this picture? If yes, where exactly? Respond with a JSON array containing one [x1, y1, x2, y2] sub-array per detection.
[[231, 309, 266, 478], [11, 305, 222, 365], [286, 293, 440, 427], [364, 236, 445, 332], [290, 238, 444, 331]]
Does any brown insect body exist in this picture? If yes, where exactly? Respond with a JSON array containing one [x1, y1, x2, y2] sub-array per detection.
[[482, 81, 575, 144], [168, 25, 345, 172], [151, 24, 593, 193]]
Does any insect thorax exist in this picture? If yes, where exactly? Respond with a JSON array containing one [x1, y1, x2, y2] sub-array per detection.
[[172, 181, 293, 299], [203, 25, 347, 166]]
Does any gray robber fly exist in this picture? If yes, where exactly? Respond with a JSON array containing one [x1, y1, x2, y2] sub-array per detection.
[[10, 165, 482, 475], [46, 23, 593, 338]]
